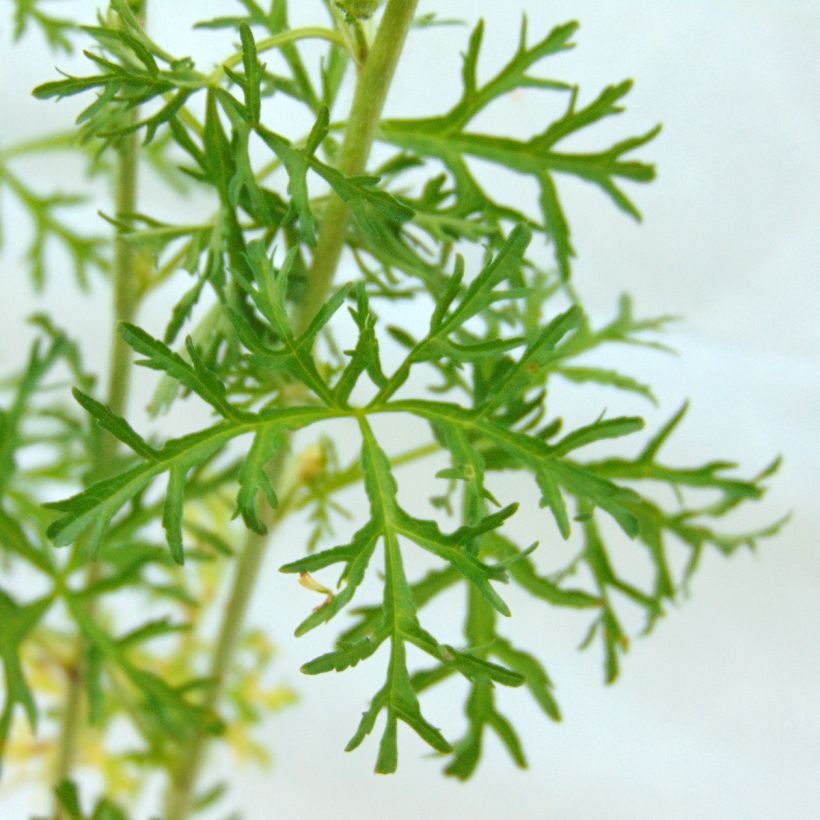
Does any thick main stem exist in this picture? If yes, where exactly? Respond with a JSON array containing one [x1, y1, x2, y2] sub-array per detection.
[[52, 6, 146, 807], [296, 0, 419, 334], [164, 2, 418, 816]]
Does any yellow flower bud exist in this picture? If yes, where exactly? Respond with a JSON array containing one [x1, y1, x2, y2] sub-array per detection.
[[296, 443, 326, 484]]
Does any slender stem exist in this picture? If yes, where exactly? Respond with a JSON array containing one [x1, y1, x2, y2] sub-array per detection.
[[163, 504, 282, 820], [104, 125, 142, 435], [51, 657, 84, 800], [164, 2, 418, 816], [296, 0, 419, 334], [52, 3, 147, 805]]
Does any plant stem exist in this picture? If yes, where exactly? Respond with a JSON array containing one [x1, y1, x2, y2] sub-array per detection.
[[104, 129, 142, 428], [52, 4, 146, 806], [296, 0, 419, 334], [51, 657, 84, 806], [164, 2, 418, 816], [163, 516, 281, 820]]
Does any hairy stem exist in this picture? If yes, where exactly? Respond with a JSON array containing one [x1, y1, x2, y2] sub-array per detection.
[[52, 4, 146, 806], [164, 2, 418, 816]]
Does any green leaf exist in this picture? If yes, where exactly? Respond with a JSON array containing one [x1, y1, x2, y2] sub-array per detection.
[[378, 20, 658, 277], [64, 596, 223, 741], [338, 565, 460, 647], [45, 406, 339, 552], [296, 418, 529, 771], [492, 637, 561, 720], [370, 226, 533, 404], [0, 335, 68, 494], [370, 418, 513, 614], [556, 365, 657, 404], [254, 118, 318, 244], [392, 506, 513, 616], [385, 399, 642, 538], [120, 322, 241, 419], [13, 0, 75, 52], [234, 426, 286, 533], [0, 591, 53, 761], [162, 464, 187, 564], [551, 414, 644, 456], [255, 108, 413, 245], [589, 404, 770, 514], [333, 285, 388, 404], [233, 244, 342, 404], [433, 420, 498, 522], [443, 577, 531, 779], [203, 89, 235, 196], [477, 305, 582, 414], [484, 532, 599, 609], [301, 632, 385, 675], [54, 781, 83, 818], [52, 780, 130, 820], [283, 522, 380, 636], [0, 508, 55, 575], [436, 225, 531, 335], [72, 389, 158, 460], [46, 462, 157, 555], [239, 22, 262, 124], [445, 684, 526, 780], [90, 796, 128, 820]]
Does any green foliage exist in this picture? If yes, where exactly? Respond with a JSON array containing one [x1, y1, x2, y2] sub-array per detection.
[[0, 0, 783, 814], [11, 0, 75, 52], [44, 780, 129, 820], [378, 18, 660, 278], [0, 157, 108, 290], [0, 590, 53, 758]]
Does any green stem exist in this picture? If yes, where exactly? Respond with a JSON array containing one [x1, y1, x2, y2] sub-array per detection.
[[104, 126, 142, 435], [296, 0, 419, 334], [51, 654, 84, 801], [163, 510, 280, 820], [52, 4, 147, 807], [164, 2, 418, 816]]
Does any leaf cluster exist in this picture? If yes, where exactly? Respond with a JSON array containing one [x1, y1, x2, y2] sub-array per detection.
[[29, 225, 782, 775], [0, 0, 784, 805]]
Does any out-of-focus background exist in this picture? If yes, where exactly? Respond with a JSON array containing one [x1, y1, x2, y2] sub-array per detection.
[[1, 1, 819, 818]]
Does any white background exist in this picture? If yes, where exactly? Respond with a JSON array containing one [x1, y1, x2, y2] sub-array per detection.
[[1, 1, 819, 818]]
